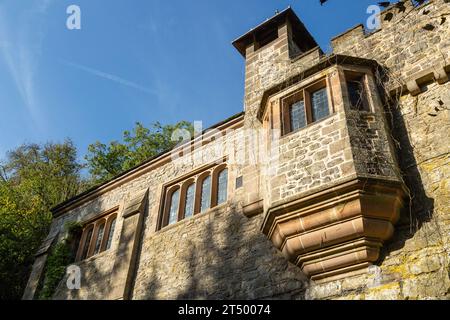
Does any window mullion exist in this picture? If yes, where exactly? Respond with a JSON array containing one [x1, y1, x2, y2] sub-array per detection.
[[87, 223, 98, 258], [100, 216, 111, 252], [325, 75, 334, 114], [304, 89, 312, 125]]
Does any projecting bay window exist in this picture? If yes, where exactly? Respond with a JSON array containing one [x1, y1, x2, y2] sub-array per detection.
[[159, 163, 229, 230], [282, 78, 332, 135], [76, 209, 118, 261]]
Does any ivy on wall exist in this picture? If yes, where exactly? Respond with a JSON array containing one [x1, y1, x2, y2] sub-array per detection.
[[37, 221, 82, 300]]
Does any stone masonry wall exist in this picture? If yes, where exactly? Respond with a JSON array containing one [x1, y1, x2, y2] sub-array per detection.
[[331, 0, 450, 88], [272, 113, 353, 204], [306, 85, 449, 300], [341, 67, 400, 181], [49, 123, 310, 300], [32, 1, 449, 301], [305, 0, 450, 299], [132, 205, 307, 300]]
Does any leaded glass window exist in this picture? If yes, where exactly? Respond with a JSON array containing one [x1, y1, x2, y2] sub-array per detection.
[[81, 227, 93, 260], [289, 100, 306, 132], [217, 169, 228, 205], [168, 189, 180, 225], [200, 176, 211, 213], [105, 218, 116, 250], [347, 77, 369, 111], [184, 183, 195, 218], [311, 87, 330, 122], [93, 222, 105, 254]]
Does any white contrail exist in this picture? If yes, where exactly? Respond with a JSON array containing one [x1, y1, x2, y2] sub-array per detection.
[[60, 60, 156, 95], [0, 6, 45, 129]]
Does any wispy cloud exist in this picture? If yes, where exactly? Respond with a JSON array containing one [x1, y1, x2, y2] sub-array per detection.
[[60, 60, 157, 95], [0, 0, 53, 130]]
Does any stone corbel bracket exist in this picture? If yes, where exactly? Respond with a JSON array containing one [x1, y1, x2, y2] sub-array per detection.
[[395, 64, 449, 97], [243, 199, 264, 218], [261, 178, 405, 281]]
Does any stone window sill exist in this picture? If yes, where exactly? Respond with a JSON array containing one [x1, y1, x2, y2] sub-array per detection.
[[75, 248, 114, 265], [155, 201, 229, 234], [281, 112, 336, 140]]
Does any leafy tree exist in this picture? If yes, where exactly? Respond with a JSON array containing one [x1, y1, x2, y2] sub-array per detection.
[[85, 121, 193, 184], [0, 140, 82, 300], [0, 121, 192, 299]]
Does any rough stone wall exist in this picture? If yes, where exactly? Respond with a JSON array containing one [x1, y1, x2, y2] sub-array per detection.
[[47, 123, 309, 300], [341, 68, 400, 180], [244, 26, 322, 123], [30, 0, 449, 301], [132, 205, 307, 300], [272, 113, 353, 204], [305, 0, 450, 299], [331, 0, 450, 88]]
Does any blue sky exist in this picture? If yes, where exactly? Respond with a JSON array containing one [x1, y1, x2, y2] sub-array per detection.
[[0, 0, 379, 163]]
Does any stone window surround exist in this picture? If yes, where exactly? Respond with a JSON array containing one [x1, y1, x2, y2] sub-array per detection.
[[157, 160, 229, 231], [75, 207, 118, 262], [264, 65, 379, 139], [280, 77, 334, 135], [340, 66, 377, 114], [345, 71, 371, 112]]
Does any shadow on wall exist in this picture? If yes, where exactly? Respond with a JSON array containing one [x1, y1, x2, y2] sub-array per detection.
[[378, 78, 436, 263], [52, 253, 114, 300], [48, 95, 438, 299], [51, 200, 137, 300], [137, 203, 309, 300]]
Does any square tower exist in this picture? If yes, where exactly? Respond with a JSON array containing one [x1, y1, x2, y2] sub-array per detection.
[[233, 7, 319, 123]]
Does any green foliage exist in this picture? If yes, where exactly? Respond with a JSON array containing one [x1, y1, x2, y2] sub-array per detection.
[[0, 140, 82, 300], [37, 241, 72, 300], [1, 121, 192, 299], [64, 220, 83, 236], [85, 121, 193, 184]]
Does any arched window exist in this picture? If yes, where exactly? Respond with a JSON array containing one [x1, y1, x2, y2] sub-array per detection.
[[80, 226, 94, 260], [105, 217, 116, 250], [216, 168, 228, 205], [76, 208, 119, 261], [200, 175, 211, 213], [168, 189, 180, 225], [93, 221, 105, 255], [158, 163, 230, 231], [184, 183, 195, 219]]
